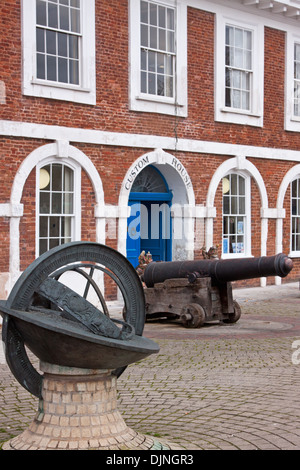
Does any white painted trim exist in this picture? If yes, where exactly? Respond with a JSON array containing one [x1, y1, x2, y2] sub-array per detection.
[[206, 156, 268, 266], [285, 30, 300, 131], [276, 163, 300, 251], [1, 120, 300, 162], [35, 156, 82, 257], [215, 8, 264, 126], [8, 142, 105, 292], [129, 0, 188, 116], [21, 0, 96, 105], [118, 149, 195, 259]]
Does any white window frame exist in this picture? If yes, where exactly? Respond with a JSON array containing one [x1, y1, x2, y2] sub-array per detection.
[[129, 0, 188, 117], [36, 157, 81, 257], [215, 12, 264, 127], [222, 171, 251, 259], [290, 177, 300, 256], [22, 0, 96, 105], [285, 30, 300, 132]]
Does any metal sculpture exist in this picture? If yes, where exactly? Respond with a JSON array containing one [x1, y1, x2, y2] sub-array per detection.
[[0, 242, 159, 399]]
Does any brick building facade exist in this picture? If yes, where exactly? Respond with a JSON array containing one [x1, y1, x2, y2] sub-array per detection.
[[0, 0, 300, 300]]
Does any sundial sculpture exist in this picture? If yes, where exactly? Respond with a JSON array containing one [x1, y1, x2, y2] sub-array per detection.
[[1, 242, 178, 450]]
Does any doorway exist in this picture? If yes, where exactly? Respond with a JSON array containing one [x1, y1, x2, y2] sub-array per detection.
[[126, 166, 173, 268]]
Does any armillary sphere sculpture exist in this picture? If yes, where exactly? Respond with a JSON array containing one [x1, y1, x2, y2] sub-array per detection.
[[0, 242, 159, 399], [1, 242, 179, 451]]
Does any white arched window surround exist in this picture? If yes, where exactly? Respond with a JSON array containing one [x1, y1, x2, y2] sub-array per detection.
[[206, 156, 269, 260], [221, 170, 251, 258], [36, 156, 82, 257], [276, 164, 300, 258], [9, 142, 105, 290]]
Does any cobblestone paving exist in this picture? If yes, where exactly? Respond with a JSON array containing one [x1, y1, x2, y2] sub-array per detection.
[[1, 282, 300, 450]]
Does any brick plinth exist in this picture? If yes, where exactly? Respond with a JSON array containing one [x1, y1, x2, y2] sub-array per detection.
[[3, 362, 179, 451]]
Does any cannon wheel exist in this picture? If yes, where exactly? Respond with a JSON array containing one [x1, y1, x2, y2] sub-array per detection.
[[181, 303, 206, 328], [2, 242, 145, 398], [223, 300, 242, 324]]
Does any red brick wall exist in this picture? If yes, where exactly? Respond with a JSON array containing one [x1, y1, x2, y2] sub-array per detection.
[[0, 2, 299, 286], [0, 2, 299, 150]]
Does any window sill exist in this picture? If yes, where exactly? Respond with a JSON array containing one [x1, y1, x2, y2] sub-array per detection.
[[221, 253, 253, 259], [220, 107, 261, 118], [23, 79, 96, 105], [31, 79, 91, 94], [130, 95, 187, 117], [288, 251, 300, 258]]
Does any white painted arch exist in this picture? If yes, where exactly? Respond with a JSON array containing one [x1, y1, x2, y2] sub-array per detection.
[[276, 163, 300, 257], [205, 156, 269, 268], [117, 148, 196, 260], [9, 141, 105, 290]]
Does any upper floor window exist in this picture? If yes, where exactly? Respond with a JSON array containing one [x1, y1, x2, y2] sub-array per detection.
[[140, 1, 175, 98], [129, 0, 187, 117], [285, 31, 300, 132], [222, 173, 251, 257], [294, 43, 300, 117], [291, 178, 300, 253], [215, 13, 264, 127], [36, 0, 81, 86], [225, 25, 252, 112], [22, 0, 96, 105]]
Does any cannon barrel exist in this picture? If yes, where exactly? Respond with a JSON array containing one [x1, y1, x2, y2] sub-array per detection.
[[143, 253, 293, 288]]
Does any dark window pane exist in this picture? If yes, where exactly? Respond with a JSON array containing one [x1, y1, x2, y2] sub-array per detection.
[[46, 30, 57, 55], [37, 53, 46, 79], [141, 71, 147, 93], [60, 5, 70, 30], [37, 28, 45, 53], [39, 216, 48, 238], [52, 164, 63, 191], [141, 1, 148, 23], [50, 216, 60, 237], [69, 60, 79, 84], [63, 193, 73, 214], [158, 6, 166, 28], [48, 3, 58, 28], [52, 193, 62, 214], [37, 0, 47, 26], [157, 74, 164, 96], [58, 57, 68, 82], [58, 32, 68, 57], [40, 192, 50, 214], [71, 8, 80, 33], [69, 36, 78, 59], [64, 166, 74, 191], [150, 3, 157, 25], [39, 239, 48, 255], [148, 73, 156, 94]]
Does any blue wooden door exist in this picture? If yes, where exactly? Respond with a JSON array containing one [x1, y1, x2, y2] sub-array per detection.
[[126, 201, 141, 268], [126, 166, 172, 268], [140, 201, 170, 262]]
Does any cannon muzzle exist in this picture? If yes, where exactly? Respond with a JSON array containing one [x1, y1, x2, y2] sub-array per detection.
[[143, 253, 293, 288]]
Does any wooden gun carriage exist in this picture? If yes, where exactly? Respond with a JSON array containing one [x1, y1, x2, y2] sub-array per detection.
[[142, 254, 293, 328]]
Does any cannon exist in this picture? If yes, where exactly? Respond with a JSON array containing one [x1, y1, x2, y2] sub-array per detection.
[[142, 254, 293, 328]]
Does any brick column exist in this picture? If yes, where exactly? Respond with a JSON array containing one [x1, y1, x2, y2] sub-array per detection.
[[3, 362, 175, 450]]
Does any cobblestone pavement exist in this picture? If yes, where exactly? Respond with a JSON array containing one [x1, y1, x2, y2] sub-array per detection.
[[1, 282, 300, 450]]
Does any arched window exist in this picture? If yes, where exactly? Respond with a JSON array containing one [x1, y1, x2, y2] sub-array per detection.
[[37, 162, 78, 255], [131, 165, 168, 193], [291, 177, 300, 253], [222, 173, 250, 256]]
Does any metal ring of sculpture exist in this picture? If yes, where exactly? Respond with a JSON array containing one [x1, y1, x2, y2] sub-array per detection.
[[1, 242, 149, 399]]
